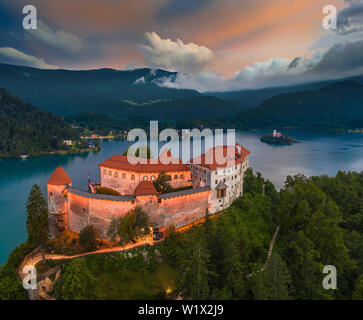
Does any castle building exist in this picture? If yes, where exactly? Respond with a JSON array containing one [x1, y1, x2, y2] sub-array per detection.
[[47, 144, 250, 239]]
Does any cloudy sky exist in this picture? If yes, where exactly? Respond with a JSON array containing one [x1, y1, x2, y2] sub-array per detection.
[[0, 0, 362, 91]]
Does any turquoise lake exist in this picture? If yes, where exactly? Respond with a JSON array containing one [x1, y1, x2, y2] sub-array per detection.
[[1, 130, 363, 264]]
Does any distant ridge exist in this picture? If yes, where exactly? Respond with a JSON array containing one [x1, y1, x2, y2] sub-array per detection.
[[232, 80, 363, 133], [0, 63, 249, 121]]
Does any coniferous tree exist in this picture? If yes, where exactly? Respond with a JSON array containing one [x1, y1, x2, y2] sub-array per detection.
[[252, 252, 293, 300], [26, 184, 48, 259], [179, 237, 212, 299]]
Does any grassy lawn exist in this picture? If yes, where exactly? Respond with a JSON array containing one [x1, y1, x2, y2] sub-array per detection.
[[94, 263, 178, 300]]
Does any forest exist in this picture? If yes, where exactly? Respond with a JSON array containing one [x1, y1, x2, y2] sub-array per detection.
[[0, 89, 86, 157]]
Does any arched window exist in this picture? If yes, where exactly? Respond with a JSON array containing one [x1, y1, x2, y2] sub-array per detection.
[[131, 175, 135, 180], [174, 175, 178, 180], [151, 176, 155, 181], [122, 173, 126, 179], [143, 176, 148, 181], [114, 172, 118, 178], [108, 171, 112, 176], [103, 169, 107, 175], [180, 174, 184, 179]]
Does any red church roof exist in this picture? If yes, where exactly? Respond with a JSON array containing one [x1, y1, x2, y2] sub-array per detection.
[[99, 155, 189, 173], [190, 144, 250, 170], [134, 181, 158, 196], [47, 166, 72, 185]]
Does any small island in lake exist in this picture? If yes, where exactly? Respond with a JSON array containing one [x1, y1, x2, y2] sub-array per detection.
[[261, 130, 297, 145]]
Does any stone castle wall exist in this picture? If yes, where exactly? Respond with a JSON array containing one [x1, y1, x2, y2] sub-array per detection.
[[64, 187, 210, 238]]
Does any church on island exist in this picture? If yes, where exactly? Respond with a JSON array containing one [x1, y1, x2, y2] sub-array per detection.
[[47, 144, 250, 239]]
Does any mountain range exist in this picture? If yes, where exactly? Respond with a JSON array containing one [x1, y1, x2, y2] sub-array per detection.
[[0, 63, 362, 132], [0, 63, 248, 121]]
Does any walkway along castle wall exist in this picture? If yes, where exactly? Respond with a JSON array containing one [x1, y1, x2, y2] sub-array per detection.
[[64, 187, 211, 238]]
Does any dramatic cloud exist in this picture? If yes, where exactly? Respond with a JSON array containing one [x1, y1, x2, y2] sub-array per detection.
[[310, 40, 363, 74], [337, 0, 363, 34], [26, 21, 83, 53], [0, 47, 57, 69], [157, 40, 363, 91], [142, 32, 214, 74]]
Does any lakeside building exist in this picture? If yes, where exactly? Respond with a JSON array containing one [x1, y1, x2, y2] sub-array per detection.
[[47, 144, 250, 239]]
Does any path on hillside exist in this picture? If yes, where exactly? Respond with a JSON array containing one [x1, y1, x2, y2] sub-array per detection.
[[18, 237, 154, 281], [247, 225, 280, 278]]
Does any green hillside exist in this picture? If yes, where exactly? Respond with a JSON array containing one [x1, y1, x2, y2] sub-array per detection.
[[0, 89, 80, 157], [232, 81, 363, 132]]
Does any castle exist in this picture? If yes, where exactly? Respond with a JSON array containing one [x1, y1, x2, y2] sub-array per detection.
[[47, 144, 250, 239]]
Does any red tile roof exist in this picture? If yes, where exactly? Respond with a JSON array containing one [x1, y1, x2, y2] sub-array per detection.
[[99, 155, 189, 173], [190, 144, 250, 170], [47, 166, 72, 185], [134, 181, 158, 196]]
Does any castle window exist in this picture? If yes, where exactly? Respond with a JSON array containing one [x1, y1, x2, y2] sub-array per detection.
[[174, 175, 178, 180], [167, 175, 171, 180], [217, 189, 226, 198], [180, 174, 184, 179], [50, 192, 53, 196], [103, 169, 107, 175], [108, 171, 112, 176], [122, 173, 126, 179], [131, 175, 135, 180], [115, 172, 118, 178], [215, 180, 218, 185], [151, 176, 155, 181], [143, 176, 148, 181]]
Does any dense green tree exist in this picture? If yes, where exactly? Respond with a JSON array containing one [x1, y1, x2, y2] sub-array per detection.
[[153, 171, 173, 193], [252, 252, 293, 300], [79, 225, 98, 252], [107, 207, 151, 246], [54, 258, 98, 300], [26, 184, 48, 260]]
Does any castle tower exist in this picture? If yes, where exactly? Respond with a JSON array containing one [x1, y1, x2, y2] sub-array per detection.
[[47, 166, 72, 238]]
